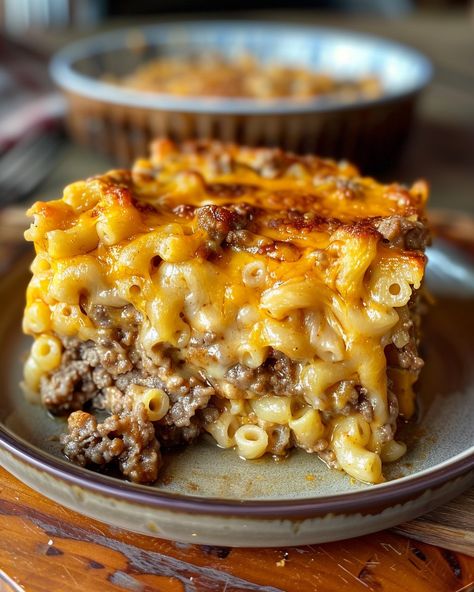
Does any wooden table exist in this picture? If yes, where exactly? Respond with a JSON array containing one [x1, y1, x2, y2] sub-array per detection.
[[1, 9, 473, 592], [0, 465, 473, 592]]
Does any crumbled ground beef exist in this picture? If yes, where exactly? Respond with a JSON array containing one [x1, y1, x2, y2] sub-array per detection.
[[386, 294, 424, 375], [196, 203, 255, 248], [224, 229, 269, 251], [299, 438, 330, 455], [41, 327, 217, 482], [157, 418, 202, 448], [113, 370, 215, 428], [95, 338, 133, 376], [251, 147, 288, 179], [374, 215, 429, 251], [41, 360, 96, 414], [114, 370, 166, 395], [95, 386, 125, 414], [84, 303, 142, 331], [92, 366, 113, 390], [355, 389, 374, 423], [225, 351, 299, 396], [394, 342, 424, 372], [267, 425, 291, 456], [61, 402, 160, 484], [375, 388, 400, 444], [43, 334, 214, 423], [164, 385, 215, 428], [385, 339, 424, 373], [377, 423, 394, 444], [86, 304, 113, 328]]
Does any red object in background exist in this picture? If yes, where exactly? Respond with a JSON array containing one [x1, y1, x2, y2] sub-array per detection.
[[0, 37, 64, 151]]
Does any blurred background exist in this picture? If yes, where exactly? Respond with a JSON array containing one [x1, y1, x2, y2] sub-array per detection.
[[0, 0, 473, 238]]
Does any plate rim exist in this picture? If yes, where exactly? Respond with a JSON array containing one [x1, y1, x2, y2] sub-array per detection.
[[0, 424, 472, 518]]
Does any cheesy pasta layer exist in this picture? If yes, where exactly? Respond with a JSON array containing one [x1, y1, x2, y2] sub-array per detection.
[[23, 139, 429, 484], [118, 54, 381, 102]]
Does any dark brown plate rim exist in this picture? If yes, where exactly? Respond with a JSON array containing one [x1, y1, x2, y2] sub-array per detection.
[[0, 425, 472, 518]]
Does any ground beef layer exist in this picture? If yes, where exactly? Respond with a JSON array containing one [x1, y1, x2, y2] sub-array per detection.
[[41, 322, 217, 482], [39, 294, 423, 484]]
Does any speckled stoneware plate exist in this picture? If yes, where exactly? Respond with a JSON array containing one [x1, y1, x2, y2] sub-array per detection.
[[0, 238, 473, 547]]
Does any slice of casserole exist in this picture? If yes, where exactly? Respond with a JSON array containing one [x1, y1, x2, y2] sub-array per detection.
[[23, 139, 429, 484]]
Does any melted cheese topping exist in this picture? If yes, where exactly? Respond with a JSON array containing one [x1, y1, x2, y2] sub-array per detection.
[[118, 54, 381, 101]]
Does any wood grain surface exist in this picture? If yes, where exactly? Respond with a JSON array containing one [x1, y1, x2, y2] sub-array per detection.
[[0, 467, 473, 592], [394, 490, 474, 557]]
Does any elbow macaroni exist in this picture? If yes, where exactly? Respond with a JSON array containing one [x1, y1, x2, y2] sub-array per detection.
[[251, 396, 293, 424], [289, 408, 325, 448], [235, 425, 269, 459], [205, 412, 240, 449], [332, 416, 383, 483], [31, 335, 62, 372], [132, 386, 170, 422]]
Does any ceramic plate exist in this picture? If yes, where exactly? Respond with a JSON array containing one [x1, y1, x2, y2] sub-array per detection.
[[0, 238, 473, 547]]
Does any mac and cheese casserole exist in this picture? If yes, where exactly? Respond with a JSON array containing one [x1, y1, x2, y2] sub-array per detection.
[[117, 54, 381, 101], [23, 139, 429, 484]]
